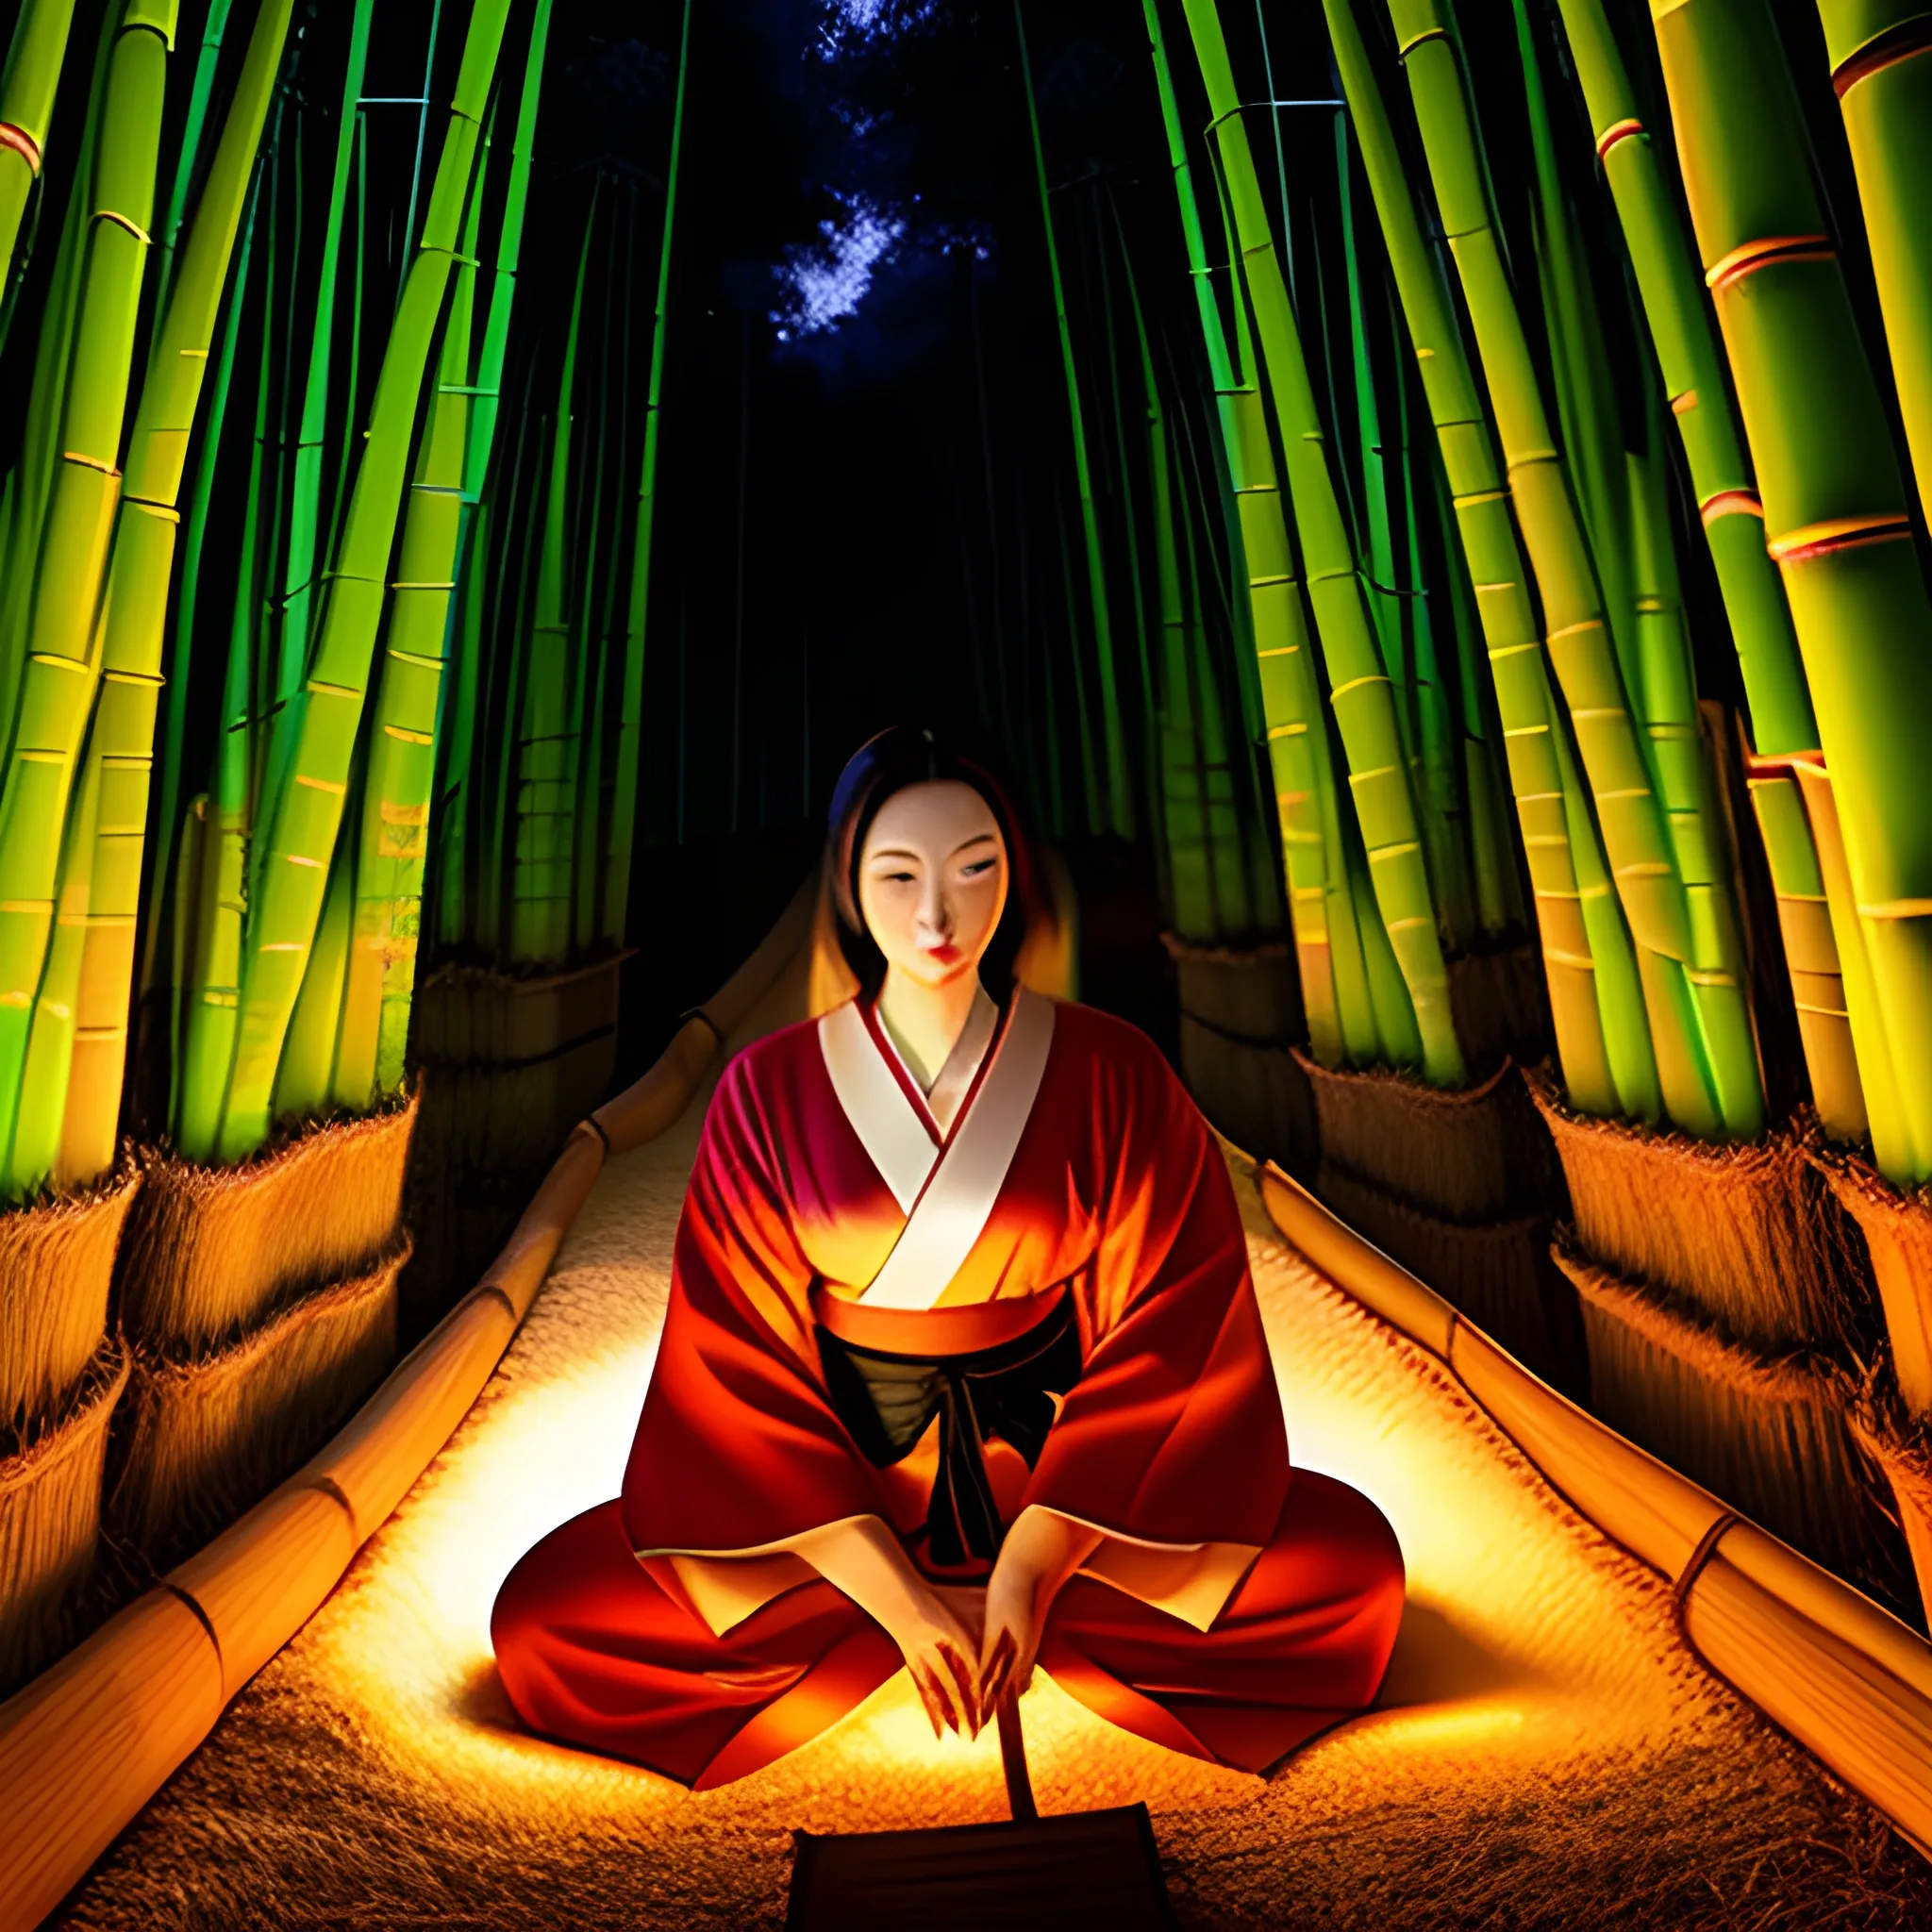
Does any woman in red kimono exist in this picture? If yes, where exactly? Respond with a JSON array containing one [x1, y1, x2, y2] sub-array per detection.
[[492, 726, 1404, 1789]]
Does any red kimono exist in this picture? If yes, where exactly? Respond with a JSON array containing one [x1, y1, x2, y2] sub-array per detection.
[[492, 990, 1402, 1788]]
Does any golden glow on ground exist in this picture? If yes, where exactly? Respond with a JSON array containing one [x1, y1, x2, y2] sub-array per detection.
[[298, 1085, 1707, 1855]]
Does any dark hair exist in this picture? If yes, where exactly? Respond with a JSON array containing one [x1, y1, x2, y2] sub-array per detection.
[[825, 725, 1039, 1004]]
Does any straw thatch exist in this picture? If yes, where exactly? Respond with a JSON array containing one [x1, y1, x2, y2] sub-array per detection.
[[107, 1243, 408, 1569], [1849, 1359, 1932, 1633], [1166, 936, 1317, 1174], [1176, 1017, 1316, 1176], [1528, 1066, 1862, 1354], [1313, 1158, 1585, 1394], [1300, 1051, 1556, 1223], [0, 1341, 129, 1696], [1162, 933, 1302, 1043], [1553, 1229, 1906, 1612], [1814, 1136, 1932, 1424], [119, 1096, 416, 1354], [0, 1157, 140, 1430]]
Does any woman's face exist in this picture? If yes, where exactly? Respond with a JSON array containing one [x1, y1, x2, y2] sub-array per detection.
[[858, 780, 1009, 991]]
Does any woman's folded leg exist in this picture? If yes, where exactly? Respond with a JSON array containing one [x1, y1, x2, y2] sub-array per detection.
[[491, 1499, 901, 1788], [1037, 1469, 1405, 1775]]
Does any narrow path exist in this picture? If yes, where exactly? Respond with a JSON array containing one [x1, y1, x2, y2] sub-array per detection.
[[55, 970, 1932, 1928]]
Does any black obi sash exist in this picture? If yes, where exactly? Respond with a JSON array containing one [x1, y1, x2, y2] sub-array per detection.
[[815, 1290, 1082, 1570]]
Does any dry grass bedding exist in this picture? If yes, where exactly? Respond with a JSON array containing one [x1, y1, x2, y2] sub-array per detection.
[[50, 991, 1932, 1928]]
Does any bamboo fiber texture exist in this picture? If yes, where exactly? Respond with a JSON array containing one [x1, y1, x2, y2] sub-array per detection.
[[1553, 1229, 1897, 1602], [0, 1341, 126, 1697], [108, 1242, 407, 1567], [1815, 1138, 1932, 1420], [0, 874, 815, 1932], [119, 1095, 415, 1352], [0, 1158, 138, 1425], [1257, 1160, 1932, 1857], [1299, 1051, 1553, 1223], [1525, 1063, 1850, 1352]]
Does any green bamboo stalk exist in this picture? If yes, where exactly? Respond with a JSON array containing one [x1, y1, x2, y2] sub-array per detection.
[[511, 180, 598, 967], [1375, 0, 1758, 1132], [254, 0, 375, 919], [436, 0, 555, 955], [0, 0, 79, 295], [330, 149, 489, 1113], [211, 0, 513, 1162], [0, 0, 115, 821], [1323, 0, 1618, 1109], [37, 0, 296, 1191], [1181, 0, 1462, 1087], [1016, 0, 1132, 841], [1142, 0, 1359, 1061], [156, 158, 258, 1124], [570, 192, 624, 955], [1749, 766, 1868, 1137], [149, 0, 235, 330], [275, 821, 352, 1117], [1547, 0, 1815, 756], [607, 0, 691, 942], [0, 0, 177, 1191], [1816, 3, 1932, 524], [1648, 0, 1932, 1179], [1119, 211, 1249, 942], [176, 182, 275, 1162], [1547, 0, 1859, 1139]]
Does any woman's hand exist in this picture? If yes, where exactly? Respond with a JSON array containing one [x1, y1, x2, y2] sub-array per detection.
[[978, 1508, 1103, 1715], [789, 1516, 980, 1737]]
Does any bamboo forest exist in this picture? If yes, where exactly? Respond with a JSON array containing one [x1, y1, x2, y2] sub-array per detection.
[[6, 0, 1932, 1924]]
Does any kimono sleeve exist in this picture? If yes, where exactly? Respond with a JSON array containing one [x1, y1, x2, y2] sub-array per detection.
[[1020, 1022, 1289, 1620], [618, 1046, 884, 1571]]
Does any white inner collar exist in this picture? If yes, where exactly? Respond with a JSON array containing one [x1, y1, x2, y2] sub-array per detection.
[[878, 984, 1000, 1140]]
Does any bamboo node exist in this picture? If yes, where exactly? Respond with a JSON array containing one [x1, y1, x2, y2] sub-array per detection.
[[0, 121, 42, 174], [1831, 16, 1932, 98], [1706, 235, 1834, 291], [1596, 118, 1645, 160], [1699, 490, 1764, 526], [92, 208, 153, 245], [1770, 516, 1913, 563]]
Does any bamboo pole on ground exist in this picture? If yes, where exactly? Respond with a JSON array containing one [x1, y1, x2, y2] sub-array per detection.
[[1373, 0, 1761, 1137], [0, 0, 78, 296], [1181, 0, 1466, 1086], [1322, 0, 1624, 1114], [1547, 0, 1863, 1141], [211, 0, 513, 1162], [1646, 0, 1932, 1184], [1815, 2, 1932, 517]]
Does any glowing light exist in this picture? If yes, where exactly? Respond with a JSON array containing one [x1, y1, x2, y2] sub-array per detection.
[[771, 193, 908, 341]]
